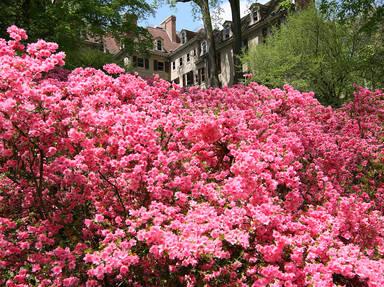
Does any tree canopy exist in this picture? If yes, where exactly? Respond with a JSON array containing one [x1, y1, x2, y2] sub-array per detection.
[[243, 4, 384, 106], [0, 0, 154, 67]]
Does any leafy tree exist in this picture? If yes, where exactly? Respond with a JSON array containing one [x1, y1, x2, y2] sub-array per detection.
[[319, 0, 384, 32], [242, 5, 384, 106], [0, 0, 154, 68]]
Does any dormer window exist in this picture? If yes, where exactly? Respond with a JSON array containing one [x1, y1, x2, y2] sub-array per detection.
[[252, 9, 260, 24], [200, 40, 207, 55], [155, 39, 163, 51], [253, 11, 258, 22], [181, 31, 187, 44], [249, 4, 262, 25], [223, 25, 231, 40]]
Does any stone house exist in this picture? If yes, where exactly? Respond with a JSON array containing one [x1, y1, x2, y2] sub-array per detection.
[[102, 0, 295, 87]]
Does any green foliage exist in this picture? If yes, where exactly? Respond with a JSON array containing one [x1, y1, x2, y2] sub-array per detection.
[[318, 0, 384, 32], [64, 47, 119, 70], [0, 0, 154, 68], [242, 5, 384, 106]]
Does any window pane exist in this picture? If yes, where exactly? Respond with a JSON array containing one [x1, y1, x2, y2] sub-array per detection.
[[137, 58, 144, 67], [157, 62, 164, 71]]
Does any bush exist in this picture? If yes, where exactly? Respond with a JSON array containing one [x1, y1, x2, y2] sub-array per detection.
[[1, 26, 384, 287], [64, 46, 122, 70]]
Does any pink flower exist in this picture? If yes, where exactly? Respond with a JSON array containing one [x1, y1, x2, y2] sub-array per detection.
[[52, 266, 62, 275], [63, 277, 79, 287], [94, 214, 104, 222], [7, 25, 28, 41], [1, 25, 384, 287], [243, 73, 253, 79], [103, 63, 125, 75], [120, 265, 128, 275]]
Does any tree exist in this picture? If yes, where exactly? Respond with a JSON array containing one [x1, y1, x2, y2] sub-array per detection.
[[176, 0, 221, 87], [228, 0, 243, 84], [229, 0, 301, 85], [319, 0, 384, 32], [0, 0, 154, 68], [242, 5, 384, 106]]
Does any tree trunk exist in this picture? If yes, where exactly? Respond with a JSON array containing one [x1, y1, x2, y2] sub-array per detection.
[[22, 0, 32, 27], [229, 0, 243, 84], [199, 0, 220, 87]]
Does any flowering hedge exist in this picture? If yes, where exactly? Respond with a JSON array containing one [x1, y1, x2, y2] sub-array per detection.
[[1, 26, 384, 287]]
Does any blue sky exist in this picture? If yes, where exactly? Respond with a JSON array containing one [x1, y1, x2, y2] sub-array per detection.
[[139, 2, 203, 32], [139, 0, 268, 32]]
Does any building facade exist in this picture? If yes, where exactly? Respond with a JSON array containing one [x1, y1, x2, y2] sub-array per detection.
[[103, 0, 293, 87]]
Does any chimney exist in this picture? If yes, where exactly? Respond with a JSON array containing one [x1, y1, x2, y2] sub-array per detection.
[[125, 13, 138, 29], [160, 16, 177, 43]]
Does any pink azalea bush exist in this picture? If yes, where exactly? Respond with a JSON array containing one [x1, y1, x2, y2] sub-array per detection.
[[0, 26, 384, 287]]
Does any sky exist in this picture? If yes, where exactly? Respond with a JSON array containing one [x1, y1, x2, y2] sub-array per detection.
[[138, 0, 268, 32]]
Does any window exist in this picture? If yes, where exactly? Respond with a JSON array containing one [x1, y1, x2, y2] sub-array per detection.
[[181, 31, 187, 44], [179, 57, 183, 66], [199, 67, 206, 83], [133, 57, 149, 69], [156, 39, 162, 51], [137, 58, 144, 68], [186, 71, 194, 86], [200, 41, 207, 55], [187, 53, 190, 62], [172, 61, 176, 70], [223, 25, 231, 40], [154, 60, 164, 71], [252, 11, 259, 23]]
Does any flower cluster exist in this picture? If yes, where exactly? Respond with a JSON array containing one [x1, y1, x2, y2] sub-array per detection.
[[1, 26, 383, 287]]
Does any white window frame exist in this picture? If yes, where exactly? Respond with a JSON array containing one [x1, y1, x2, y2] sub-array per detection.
[[223, 25, 231, 40], [200, 41, 207, 56], [137, 57, 144, 68], [181, 31, 187, 44], [155, 39, 163, 51], [252, 8, 260, 24]]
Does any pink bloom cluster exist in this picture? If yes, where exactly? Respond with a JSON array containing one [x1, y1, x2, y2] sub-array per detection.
[[102, 63, 125, 75], [1, 27, 384, 286]]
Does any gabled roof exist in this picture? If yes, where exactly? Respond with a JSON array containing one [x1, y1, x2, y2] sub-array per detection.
[[147, 27, 181, 53], [180, 29, 197, 41], [223, 20, 232, 26], [170, 29, 206, 56], [103, 36, 121, 54]]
